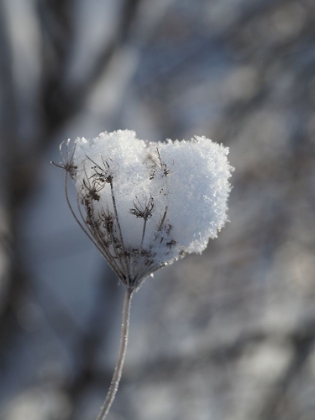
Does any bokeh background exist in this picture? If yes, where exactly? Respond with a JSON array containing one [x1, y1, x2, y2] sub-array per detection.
[[1, 0, 315, 419]]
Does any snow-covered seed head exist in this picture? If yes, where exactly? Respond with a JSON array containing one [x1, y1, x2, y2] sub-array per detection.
[[54, 130, 233, 290]]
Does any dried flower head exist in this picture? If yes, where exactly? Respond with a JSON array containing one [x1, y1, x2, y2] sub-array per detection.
[[53, 129, 233, 420], [53, 130, 232, 290]]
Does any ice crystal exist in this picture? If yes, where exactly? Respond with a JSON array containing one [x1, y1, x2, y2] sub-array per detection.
[[55, 130, 232, 289]]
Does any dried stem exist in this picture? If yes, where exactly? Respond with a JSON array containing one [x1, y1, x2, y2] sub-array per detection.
[[96, 287, 134, 420], [140, 218, 147, 251], [109, 179, 131, 280]]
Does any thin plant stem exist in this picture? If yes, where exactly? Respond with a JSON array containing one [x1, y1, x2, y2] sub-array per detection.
[[109, 180, 131, 280], [140, 218, 147, 251], [96, 287, 134, 420]]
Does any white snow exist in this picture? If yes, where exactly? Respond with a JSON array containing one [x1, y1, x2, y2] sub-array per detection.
[[68, 130, 232, 287]]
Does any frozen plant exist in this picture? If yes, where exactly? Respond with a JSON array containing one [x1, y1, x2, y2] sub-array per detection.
[[53, 129, 233, 420]]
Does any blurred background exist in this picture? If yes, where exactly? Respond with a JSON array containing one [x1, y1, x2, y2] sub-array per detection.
[[0, 0, 315, 419]]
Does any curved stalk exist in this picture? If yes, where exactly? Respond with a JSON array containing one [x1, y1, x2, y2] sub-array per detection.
[[96, 287, 134, 420]]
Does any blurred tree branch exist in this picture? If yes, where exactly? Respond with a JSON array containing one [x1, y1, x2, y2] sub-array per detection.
[[0, 0, 142, 372]]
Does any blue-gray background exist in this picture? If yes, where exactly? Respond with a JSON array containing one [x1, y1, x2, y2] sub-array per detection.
[[0, 0, 315, 419]]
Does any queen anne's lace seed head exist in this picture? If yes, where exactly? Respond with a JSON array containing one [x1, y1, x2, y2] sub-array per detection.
[[54, 130, 233, 290]]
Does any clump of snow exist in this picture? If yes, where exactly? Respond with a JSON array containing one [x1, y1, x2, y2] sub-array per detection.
[[61, 130, 232, 289]]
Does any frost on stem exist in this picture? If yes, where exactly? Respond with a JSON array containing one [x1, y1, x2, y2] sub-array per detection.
[[53, 130, 233, 290]]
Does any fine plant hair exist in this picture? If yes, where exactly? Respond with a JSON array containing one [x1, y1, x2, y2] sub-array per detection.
[[52, 130, 232, 420]]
